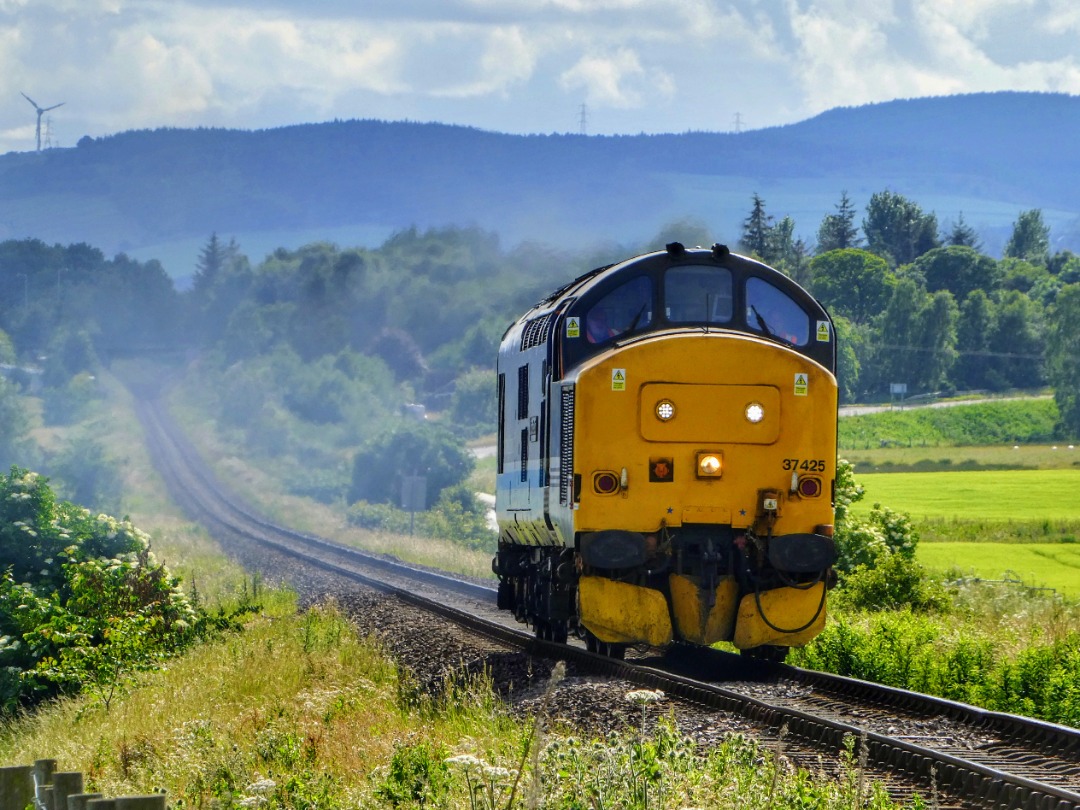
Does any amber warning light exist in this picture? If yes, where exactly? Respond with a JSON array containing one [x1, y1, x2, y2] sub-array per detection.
[[695, 452, 722, 478]]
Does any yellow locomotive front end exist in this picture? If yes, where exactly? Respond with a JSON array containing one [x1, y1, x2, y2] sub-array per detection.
[[493, 243, 838, 660], [569, 332, 837, 653]]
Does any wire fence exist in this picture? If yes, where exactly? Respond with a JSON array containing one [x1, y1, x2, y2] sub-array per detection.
[[0, 760, 166, 810]]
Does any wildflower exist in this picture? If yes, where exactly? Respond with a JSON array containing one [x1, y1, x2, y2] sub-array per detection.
[[625, 689, 665, 704], [482, 766, 512, 781], [247, 778, 276, 794], [237, 797, 266, 808], [445, 754, 484, 769]]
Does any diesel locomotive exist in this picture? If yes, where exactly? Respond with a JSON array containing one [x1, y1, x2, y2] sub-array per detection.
[[492, 243, 838, 660]]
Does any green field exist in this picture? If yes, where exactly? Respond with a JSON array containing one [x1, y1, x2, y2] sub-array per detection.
[[851, 468, 1080, 521], [917, 542, 1080, 598]]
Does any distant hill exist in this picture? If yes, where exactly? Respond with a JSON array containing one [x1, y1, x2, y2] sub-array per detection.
[[1, 91, 1078, 278]]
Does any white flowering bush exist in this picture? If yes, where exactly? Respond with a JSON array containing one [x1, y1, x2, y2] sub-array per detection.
[[0, 466, 216, 714]]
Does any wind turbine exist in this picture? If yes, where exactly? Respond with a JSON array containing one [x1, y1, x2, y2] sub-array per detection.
[[21, 92, 64, 152]]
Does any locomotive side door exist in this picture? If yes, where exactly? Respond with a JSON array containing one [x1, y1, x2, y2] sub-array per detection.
[[509, 360, 533, 510]]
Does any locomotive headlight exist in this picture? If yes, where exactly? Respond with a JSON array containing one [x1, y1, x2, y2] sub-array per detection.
[[655, 399, 676, 421], [745, 402, 765, 423], [696, 452, 723, 478]]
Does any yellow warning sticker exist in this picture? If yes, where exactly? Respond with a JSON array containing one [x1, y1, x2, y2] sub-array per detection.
[[816, 321, 831, 342], [794, 373, 808, 396], [612, 368, 627, 391], [566, 317, 581, 338]]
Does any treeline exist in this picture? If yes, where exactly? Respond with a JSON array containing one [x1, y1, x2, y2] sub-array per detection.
[[2, 195, 1080, 516]]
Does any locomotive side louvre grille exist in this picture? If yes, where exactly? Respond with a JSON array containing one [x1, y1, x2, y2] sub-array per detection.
[[520, 428, 529, 483], [520, 314, 551, 350], [560, 385, 575, 505], [517, 365, 529, 420], [538, 399, 546, 487], [496, 373, 506, 474]]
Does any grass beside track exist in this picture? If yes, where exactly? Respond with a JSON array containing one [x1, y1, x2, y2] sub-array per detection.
[[0, 595, 908, 809]]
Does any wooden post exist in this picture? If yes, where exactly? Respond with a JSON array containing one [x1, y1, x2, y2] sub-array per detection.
[[114, 798, 166, 810], [33, 759, 57, 810], [50, 773, 83, 810], [66, 795, 103, 810], [33, 759, 57, 787], [0, 765, 35, 810]]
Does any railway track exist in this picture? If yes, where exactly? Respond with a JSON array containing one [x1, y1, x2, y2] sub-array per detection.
[[137, 397, 1080, 809]]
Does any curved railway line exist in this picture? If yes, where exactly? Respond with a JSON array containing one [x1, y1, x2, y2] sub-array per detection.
[[137, 397, 1080, 810]]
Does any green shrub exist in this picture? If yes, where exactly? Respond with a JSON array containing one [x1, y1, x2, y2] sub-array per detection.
[[835, 553, 950, 612], [0, 467, 226, 713], [375, 741, 452, 807], [347, 501, 412, 534]]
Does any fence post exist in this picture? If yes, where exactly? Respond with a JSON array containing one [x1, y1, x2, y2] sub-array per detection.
[[84, 802, 115, 810], [50, 773, 83, 810], [32, 760, 57, 810], [114, 798, 166, 810], [67, 795, 103, 810], [0, 765, 35, 810]]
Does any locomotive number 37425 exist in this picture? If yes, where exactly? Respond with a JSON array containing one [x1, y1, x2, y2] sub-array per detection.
[[782, 458, 827, 472]]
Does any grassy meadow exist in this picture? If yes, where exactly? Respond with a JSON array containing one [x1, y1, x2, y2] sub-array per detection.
[[840, 398, 1080, 595]]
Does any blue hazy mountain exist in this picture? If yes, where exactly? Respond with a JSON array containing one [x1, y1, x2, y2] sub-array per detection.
[[1, 91, 1077, 275]]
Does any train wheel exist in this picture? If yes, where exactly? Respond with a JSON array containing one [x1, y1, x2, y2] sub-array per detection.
[[604, 642, 627, 660], [741, 645, 788, 664], [534, 620, 568, 644], [584, 631, 626, 659]]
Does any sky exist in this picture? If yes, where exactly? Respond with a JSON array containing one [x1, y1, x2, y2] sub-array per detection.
[[3, 0, 1080, 154]]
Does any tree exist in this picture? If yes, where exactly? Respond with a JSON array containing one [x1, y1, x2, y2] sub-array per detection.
[[998, 257, 1050, 295], [349, 421, 474, 509], [816, 191, 861, 253], [986, 291, 1044, 390], [807, 249, 894, 325], [910, 246, 1001, 302], [51, 434, 124, 514], [0, 378, 31, 469], [450, 368, 498, 433], [954, 290, 996, 390], [866, 278, 923, 394], [1046, 284, 1080, 436], [943, 213, 982, 250], [913, 290, 959, 392], [862, 190, 940, 266], [1003, 209, 1050, 265], [767, 216, 811, 283], [739, 193, 773, 258], [832, 316, 865, 403]]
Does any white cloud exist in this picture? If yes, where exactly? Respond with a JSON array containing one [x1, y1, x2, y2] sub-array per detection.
[[559, 48, 674, 108]]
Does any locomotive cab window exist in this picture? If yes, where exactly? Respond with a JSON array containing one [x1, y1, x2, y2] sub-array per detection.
[[584, 275, 653, 344], [745, 277, 809, 346], [665, 265, 733, 324]]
